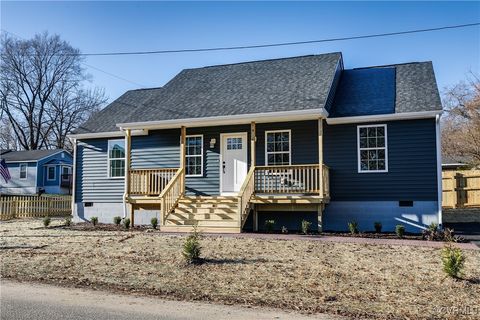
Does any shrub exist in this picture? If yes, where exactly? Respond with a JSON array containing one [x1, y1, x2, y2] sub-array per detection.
[[264, 220, 275, 233], [43, 216, 51, 227], [301, 219, 311, 235], [151, 217, 158, 229], [442, 243, 465, 279], [64, 216, 72, 227], [374, 221, 382, 233], [113, 216, 122, 226], [395, 224, 405, 238], [183, 226, 201, 264], [348, 221, 359, 234], [90, 216, 98, 226], [123, 218, 131, 229], [281, 226, 288, 234]]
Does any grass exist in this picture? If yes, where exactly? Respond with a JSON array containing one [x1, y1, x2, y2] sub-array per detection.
[[1, 218, 479, 319]]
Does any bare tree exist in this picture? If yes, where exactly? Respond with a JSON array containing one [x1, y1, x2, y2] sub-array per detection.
[[0, 32, 106, 150], [441, 73, 480, 166], [47, 81, 106, 150]]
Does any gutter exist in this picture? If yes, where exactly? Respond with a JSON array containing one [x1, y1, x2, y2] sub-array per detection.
[[326, 110, 442, 125], [117, 108, 329, 131]]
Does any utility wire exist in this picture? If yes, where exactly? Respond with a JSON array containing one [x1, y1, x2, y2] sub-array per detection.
[[64, 22, 480, 56], [0, 29, 146, 87]]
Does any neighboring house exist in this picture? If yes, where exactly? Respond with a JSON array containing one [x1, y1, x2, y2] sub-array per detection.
[[70, 53, 443, 233], [0, 149, 73, 195]]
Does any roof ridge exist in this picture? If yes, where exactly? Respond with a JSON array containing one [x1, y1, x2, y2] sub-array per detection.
[[184, 52, 342, 70], [127, 87, 163, 92], [351, 61, 432, 70]]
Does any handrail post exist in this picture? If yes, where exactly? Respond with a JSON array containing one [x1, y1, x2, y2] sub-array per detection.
[[180, 126, 186, 195], [318, 118, 324, 198]]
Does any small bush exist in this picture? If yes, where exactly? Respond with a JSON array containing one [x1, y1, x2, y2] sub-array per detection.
[[348, 221, 359, 234], [281, 226, 288, 234], [113, 216, 122, 226], [264, 220, 275, 233], [90, 216, 98, 226], [395, 224, 405, 238], [301, 219, 311, 235], [374, 221, 382, 233], [442, 243, 465, 278], [64, 216, 72, 227], [43, 216, 51, 227], [183, 226, 201, 264], [151, 217, 158, 229], [123, 218, 131, 229]]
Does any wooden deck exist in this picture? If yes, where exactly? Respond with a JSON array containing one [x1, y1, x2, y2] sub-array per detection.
[[126, 164, 330, 232]]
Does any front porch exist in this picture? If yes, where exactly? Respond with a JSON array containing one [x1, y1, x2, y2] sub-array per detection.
[[124, 121, 330, 232]]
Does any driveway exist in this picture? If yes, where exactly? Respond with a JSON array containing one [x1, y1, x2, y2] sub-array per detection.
[[0, 280, 343, 320]]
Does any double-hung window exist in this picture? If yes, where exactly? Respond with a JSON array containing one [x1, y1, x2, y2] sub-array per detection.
[[357, 124, 388, 173], [47, 166, 56, 181], [185, 135, 203, 177], [265, 130, 291, 166], [108, 139, 126, 178], [19, 164, 27, 179]]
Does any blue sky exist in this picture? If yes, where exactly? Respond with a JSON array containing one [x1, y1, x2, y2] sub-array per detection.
[[2, 1, 479, 102]]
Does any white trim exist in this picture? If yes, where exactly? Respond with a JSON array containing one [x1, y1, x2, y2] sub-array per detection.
[[70, 138, 77, 213], [107, 139, 126, 179], [219, 132, 248, 195], [357, 124, 388, 173], [185, 134, 204, 177], [19, 163, 28, 180], [327, 110, 442, 125], [264, 129, 292, 166], [435, 115, 443, 227], [117, 109, 328, 131], [68, 129, 148, 140], [46, 165, 56, 181]]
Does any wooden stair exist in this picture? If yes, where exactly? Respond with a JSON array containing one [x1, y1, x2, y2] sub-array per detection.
[[161, 196, 241, 233]]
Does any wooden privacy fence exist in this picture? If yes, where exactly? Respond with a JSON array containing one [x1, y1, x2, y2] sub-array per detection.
[[0, 195, 72, 220], [442, 170, 480, 208]]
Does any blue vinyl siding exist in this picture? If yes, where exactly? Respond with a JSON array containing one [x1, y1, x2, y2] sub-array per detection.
[[186, 125, 250, 196], [76, 139, 124, 202], [324, 60, 343, 113], [324, 118, 438, 201], [131, 129, 180, 169], [255, 120, 319, 166]]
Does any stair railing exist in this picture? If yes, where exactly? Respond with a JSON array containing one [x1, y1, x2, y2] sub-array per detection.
[[237, 166, 256, 228], [159, 167, 184, 224]]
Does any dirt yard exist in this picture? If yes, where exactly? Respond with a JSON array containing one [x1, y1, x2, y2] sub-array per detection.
[[1, 219, 479, 320]]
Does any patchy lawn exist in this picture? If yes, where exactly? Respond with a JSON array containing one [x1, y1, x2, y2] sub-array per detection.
[[1, 219, 479, 320]]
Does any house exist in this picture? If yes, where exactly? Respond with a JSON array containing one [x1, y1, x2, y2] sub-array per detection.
[[442, 155, 476, 170], [70, 53, 443, 233], [0, 149, 73, 195]]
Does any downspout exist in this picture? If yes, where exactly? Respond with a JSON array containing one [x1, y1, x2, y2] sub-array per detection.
[[70, 138, 77, 218], [435, 114, 443, 228]]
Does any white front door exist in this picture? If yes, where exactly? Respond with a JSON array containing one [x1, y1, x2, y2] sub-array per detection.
[[221, 133, 248, 194]]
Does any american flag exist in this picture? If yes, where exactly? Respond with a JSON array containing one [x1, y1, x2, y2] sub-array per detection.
[[0, 159, 11, 183]]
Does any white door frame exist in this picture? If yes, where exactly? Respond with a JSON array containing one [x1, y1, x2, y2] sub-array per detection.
[[219, 132, 248, 195]]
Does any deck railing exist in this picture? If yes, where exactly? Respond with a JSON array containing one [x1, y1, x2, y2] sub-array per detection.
[[237, 166, 256, 228], [254, 164, 330, 196], [129, 168, 178, 196], [159, 168, 184, 223]]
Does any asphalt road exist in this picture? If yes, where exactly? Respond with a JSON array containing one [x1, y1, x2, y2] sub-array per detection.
[[0, 280, 342, 320]]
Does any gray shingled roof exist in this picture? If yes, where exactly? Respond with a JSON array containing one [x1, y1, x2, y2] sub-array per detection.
[[329, 61, 442, 118], [76, 54, 442, 133], [76, 53, 341, 133], [75, 88, 163, 134], [394, 62, 442, 113], [0, 150, 66, 162]]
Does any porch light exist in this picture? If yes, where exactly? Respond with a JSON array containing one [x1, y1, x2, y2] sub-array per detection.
[[210, 138, 216, 148]]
